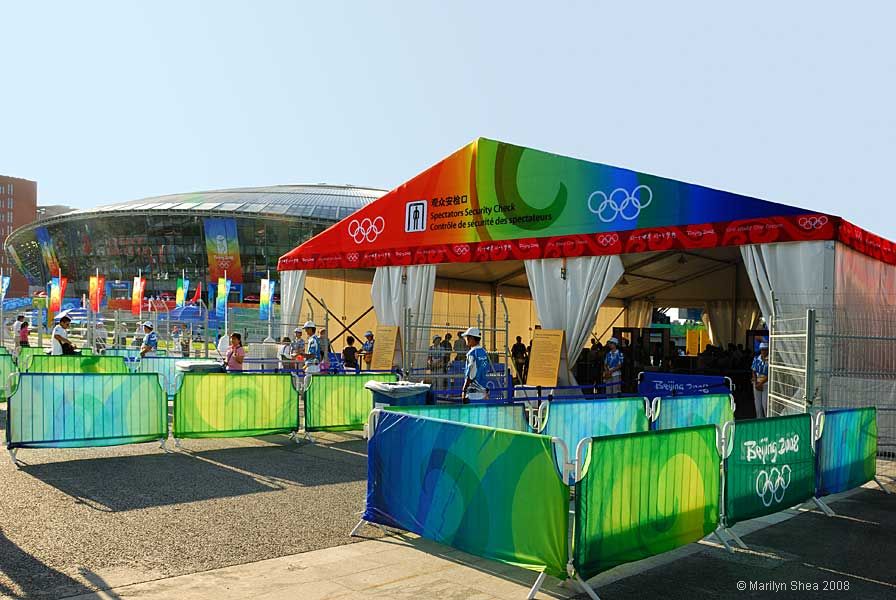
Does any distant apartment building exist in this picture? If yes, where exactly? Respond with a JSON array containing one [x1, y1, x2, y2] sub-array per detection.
[[0, 175, 37, 296]]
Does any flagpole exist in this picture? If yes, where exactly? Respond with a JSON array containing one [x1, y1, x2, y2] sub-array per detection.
[[0, 268, 5, 348], [223, 269, 228, 340], [138, 268, 143, 321], [266, 269, 272, 341]]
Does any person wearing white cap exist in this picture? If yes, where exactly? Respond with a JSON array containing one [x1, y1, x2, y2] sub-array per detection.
[[301, 321, 321, 374], [603, 337, 624, 395], [461, 327, 491, 403], [139, 321, 157, 358], [751, 342, 770, 418], [360, 330, 375, 369]]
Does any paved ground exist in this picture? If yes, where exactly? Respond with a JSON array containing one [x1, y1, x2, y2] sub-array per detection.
[[30, 485, 896, 600], [0, 403, 377, 599]]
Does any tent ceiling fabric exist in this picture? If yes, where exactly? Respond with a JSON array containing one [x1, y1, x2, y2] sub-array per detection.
[[279, 138, 894, 272]]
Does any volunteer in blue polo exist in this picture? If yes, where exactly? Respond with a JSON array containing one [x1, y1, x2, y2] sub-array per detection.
[[461, 326, 491, 403], [139, 321, 158, 358], [302, 320, 322, 373], [752, 342, 770, 418], [603, 336, 623, 395]]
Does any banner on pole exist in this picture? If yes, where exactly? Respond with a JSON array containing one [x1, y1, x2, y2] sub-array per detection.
[[89, 275, 106, 312], [175, 277, 190, 308], [203, 218, 243, 283], [35, 226, 61, 276], [131, 276, 146, 316], [49, 276, 68, 313], [0, 275, 10, 300], [215, 277, 231, 318], [259, 278, 274, 321], [190, 281, 202, 304]]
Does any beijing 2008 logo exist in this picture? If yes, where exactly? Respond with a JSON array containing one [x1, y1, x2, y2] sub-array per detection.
[[347, 216, 385, 244], [588, 185, 653, 222]]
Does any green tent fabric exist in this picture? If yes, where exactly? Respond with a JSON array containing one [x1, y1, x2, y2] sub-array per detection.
[[304, 373, 398, 432], [7, 373, 167, 448], [174, 373, 299, 438], [574, 426, 720, 579]]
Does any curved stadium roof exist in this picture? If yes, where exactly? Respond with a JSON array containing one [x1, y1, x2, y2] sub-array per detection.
[[46, 184, 386, 223]]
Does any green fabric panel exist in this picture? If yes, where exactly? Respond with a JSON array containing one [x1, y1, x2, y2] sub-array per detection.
[[574, 426, 720, 579], [0, 354, 15, 393], [17, 347, 47, 371], [655, 394, 734, 431], [173, 373, 298, 438], [365, 410, 569, 578], [7, 373, 167, 448], [724, 415, 815, 526], [104, 348, 169, 358], [26, 355, 130, 374], [304, 373, 398, 432], [816, 407, 878, 495], [387, 404, 528, 432]]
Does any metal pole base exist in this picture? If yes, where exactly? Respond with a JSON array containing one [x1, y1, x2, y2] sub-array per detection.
[[159, 438, 173, 453], [712, 529, 734, 554], [303, 431, 316, 445], [349, 519, 388, 538], [813, 497, 836, 517], [526, 571, 546, 600], [874, 477, 892, 494], [573, 574, 601, 600], [8, 448, 19, 468], [174, 438, 182, 449], [714, 527, 748, 552]]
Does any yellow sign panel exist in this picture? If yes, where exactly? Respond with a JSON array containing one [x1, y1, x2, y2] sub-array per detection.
[[686, 329, 700, 356], [526, 329, 567, 388], [370, 325, 400, 371]]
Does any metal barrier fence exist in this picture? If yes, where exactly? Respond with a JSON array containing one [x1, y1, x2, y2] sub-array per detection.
[[653, 394, 735, 432], [6, 373, 167, 454], [303, 372, 398, 432], [387, 403, 529, 432], [173, 372, 299, 439], [133, 356, 182, 397]]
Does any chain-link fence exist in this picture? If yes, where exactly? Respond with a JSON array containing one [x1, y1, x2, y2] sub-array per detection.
[[770, 307, 896, 481]]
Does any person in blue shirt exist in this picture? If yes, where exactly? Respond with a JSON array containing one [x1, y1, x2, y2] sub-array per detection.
[[603, 337, 623, 395], [140, 321, 158, 358], [360, 330, 375, 369], [461, 327, 491, 403], [302, 320, 322, 373], [752, 342, 770, 418]]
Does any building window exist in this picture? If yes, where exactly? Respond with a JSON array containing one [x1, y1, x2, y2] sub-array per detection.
[[7, 183, 12, 195], [6, 198, 11, 208]]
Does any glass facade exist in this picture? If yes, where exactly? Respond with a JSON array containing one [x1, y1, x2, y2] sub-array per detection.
[[5, 185, 383, 296]]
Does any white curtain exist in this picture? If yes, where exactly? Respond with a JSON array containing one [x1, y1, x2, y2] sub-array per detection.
[[741, 241, 833, 319], [525, 256, 625, 386], [371, 265, 436, 369], [280, 269, 306, 339], [627, 299, 654, 329], [701, 300, 734, 346], [735, 299, 762, 343]]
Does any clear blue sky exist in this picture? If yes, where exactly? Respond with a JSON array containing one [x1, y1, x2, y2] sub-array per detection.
[[2, 1, 894, 238]]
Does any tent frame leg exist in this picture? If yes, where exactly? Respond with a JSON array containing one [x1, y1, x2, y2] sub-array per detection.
[[813, 497, 836, 516], [574, 574, 601, 600], [874, 477, 891, 494]]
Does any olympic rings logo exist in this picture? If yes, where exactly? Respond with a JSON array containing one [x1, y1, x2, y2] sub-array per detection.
[[755, 465, 791, 507], [347, 216, 385, 244], [588, 185, 653, 222], [597, 233, 620, 247], [798, 216, 828, 230]]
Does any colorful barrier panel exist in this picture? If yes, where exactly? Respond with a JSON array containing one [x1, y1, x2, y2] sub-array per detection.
[[104, 348, 169, 358], [304, 373, 398, 432], [815, 407, 877, 496], [6, 373, 167, 448], [387, 403, 528, 432], [134, 356, 181, 397], [723, 414, 815, 526], [364, 410, 569, 578], [539, 398, 650, 461], [173, 373, 298, 439], [574, 425, 720, 579], [26, 354, 129, 374], [16, 346, 48, 370], [654, 394, 734, 431], [0, 354, 14, 397], [638, 372, 730, 397]]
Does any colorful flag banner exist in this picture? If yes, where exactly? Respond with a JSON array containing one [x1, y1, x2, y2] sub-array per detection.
[[131, 276, 146, 316], [35, 227, 61, 276], [175, 277, 190, 308], [259, 278, 275, 321], [49, 276, 68, 313], [203, 218, 243, 283], [89, 275, 106, 312], [190, 281, 202, 304], [0, 275, 10, 300], [215, 277, 231, 318]]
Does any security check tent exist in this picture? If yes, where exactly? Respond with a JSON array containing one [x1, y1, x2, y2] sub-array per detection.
[[279, 137, 896, 387]]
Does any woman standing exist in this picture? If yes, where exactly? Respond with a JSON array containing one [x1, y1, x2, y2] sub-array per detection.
[[226, 332, 245, 372]]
